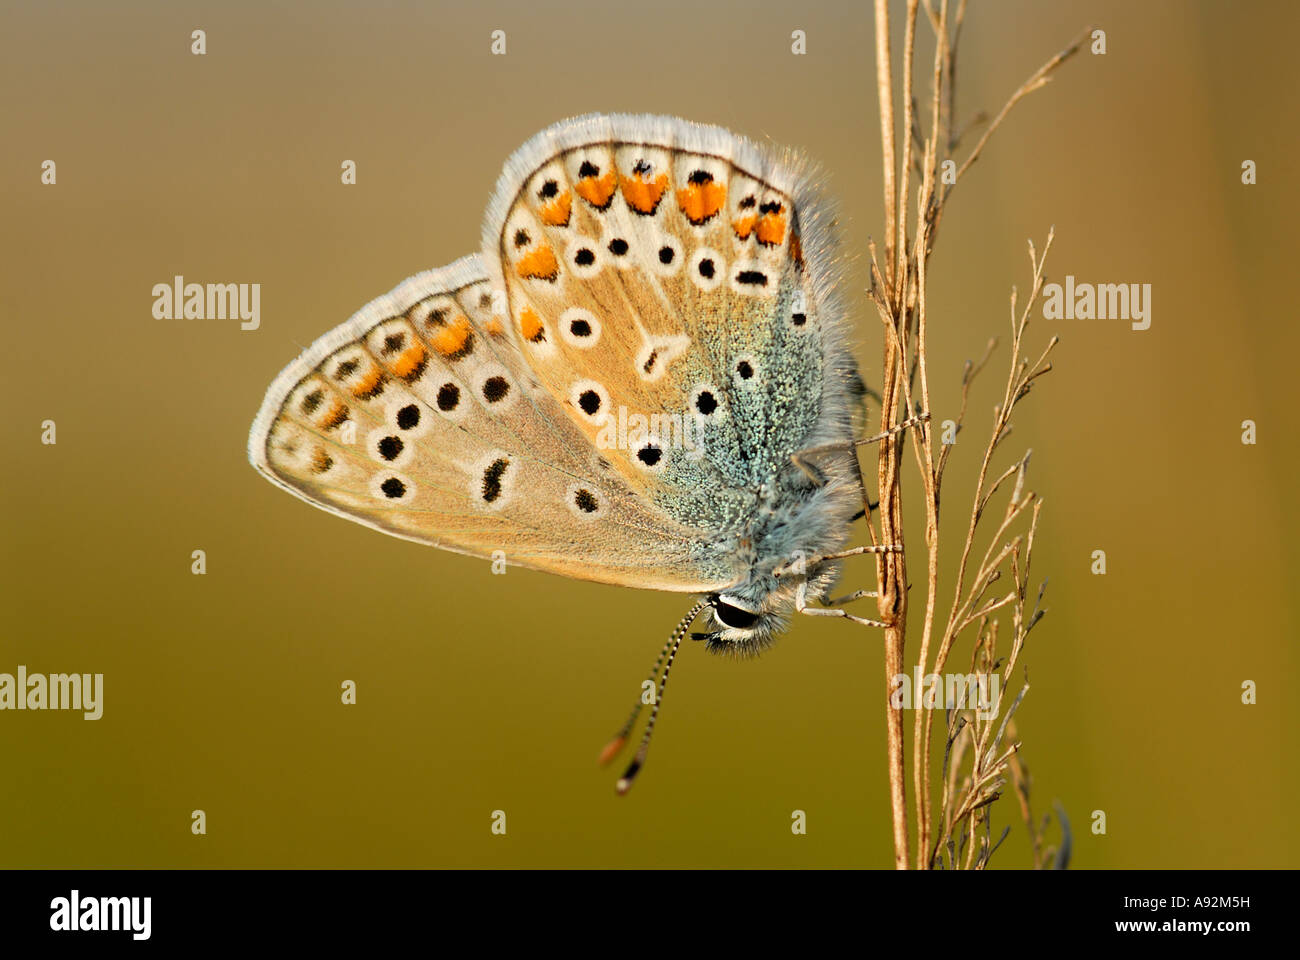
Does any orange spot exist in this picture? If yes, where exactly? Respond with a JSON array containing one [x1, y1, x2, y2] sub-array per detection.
[[733, 214, 758, 240], [320, 400, 349, 430], [676, 180, 726, 225], [756, 213, 786, 246], [310, 448, 332, 474], [539, 190, 572, 227], [485, 317, 504, 337], [430, 315, 472, 357], [790, 233, 805, 268], [388, 343, 427, 378], [575, 170, 617, 209], [519, 307, 545, 343], [350, 367, 384, 399], [516, 245, 559, 281], [621, 172, 669, 215]]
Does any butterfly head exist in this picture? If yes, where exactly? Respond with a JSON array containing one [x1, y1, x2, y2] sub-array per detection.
[[694, 530, 850, 657], [693, 593, 781, 656]]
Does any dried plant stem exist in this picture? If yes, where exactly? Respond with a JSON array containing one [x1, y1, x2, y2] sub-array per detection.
[[866, 1, 1084, 868], [872, 0, 911, 872]]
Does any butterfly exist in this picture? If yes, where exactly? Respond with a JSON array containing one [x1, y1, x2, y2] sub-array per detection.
[[248, 114, 900, 792]]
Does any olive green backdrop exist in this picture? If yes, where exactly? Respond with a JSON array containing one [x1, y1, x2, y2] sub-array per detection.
[[2, 0, 1296, 868]]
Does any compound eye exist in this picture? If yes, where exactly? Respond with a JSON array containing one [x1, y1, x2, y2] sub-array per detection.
[[714, 601, 761, 630]]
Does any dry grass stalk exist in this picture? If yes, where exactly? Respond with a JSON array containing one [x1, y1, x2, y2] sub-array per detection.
[[862, 0, 1087, 868]]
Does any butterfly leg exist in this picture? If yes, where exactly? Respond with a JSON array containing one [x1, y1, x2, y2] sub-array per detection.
[[772, 543, 902, 578], [775, 545, 899, 627], [790, 414, 932, 485], [794, 577, 892, 628], [851, 413, 931, 450], [821, 589, 878, 606]]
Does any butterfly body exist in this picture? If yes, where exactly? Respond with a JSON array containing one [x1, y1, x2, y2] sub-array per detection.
[[250, 114, 865, 656]]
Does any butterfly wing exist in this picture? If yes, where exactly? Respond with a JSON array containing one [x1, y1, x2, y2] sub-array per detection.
[[250, 116, 861, 595], [248, 254, 740, 591], [481, 114, 860, 538]]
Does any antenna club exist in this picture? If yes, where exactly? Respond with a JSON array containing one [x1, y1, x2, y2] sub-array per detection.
[[598, 736, 627, 766]]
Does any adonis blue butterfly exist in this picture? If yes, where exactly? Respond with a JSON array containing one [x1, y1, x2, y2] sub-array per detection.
[[249, 115, 895, 790]]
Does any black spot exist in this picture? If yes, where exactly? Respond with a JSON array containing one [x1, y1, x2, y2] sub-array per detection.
[[698, 258, 715, 279], [381, 477, 406, 499], [436, 383, 460, 411], [378, 436, 403, 461], [608, 238, 628, 256], [633, 158, 652, 176], [310, 451, 332, 474], [573, 489, 599, 513], [636, 445, 663, 467], [334, 359, 360, 380], [714, 601, 760, 629], [688, 169, 714, 185], [695, 390, 717, 415], [481, 458, 509, 503], [578, 390, 601, 416], [737, 270, 768, 286], [479, 292, 493, 308], [759, 200, 783, 215], [658, 246, 675, 265], [513, 229, 530, 248], [538, 179, 559, 199], [396, 404, 421, 429], [482, 376, 510, 403], [300, 389, 324, 415], [574, 248, 595, 266], [569, 318, 592, 338], [578, 160, 599, 178], [642, 351, 657, 374], [382, 332, 405, 354], [792, 312, 807, 326], [737, 360, 754, 380], [425, 307, 448, 327], [739, 196, 756, 209]]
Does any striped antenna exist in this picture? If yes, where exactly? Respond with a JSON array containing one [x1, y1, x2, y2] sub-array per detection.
[[597, 631, 674, 766], [598, 598, 708, 794]]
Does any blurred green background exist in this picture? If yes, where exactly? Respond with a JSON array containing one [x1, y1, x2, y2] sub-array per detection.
[[2, 0, 1296, 868]]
